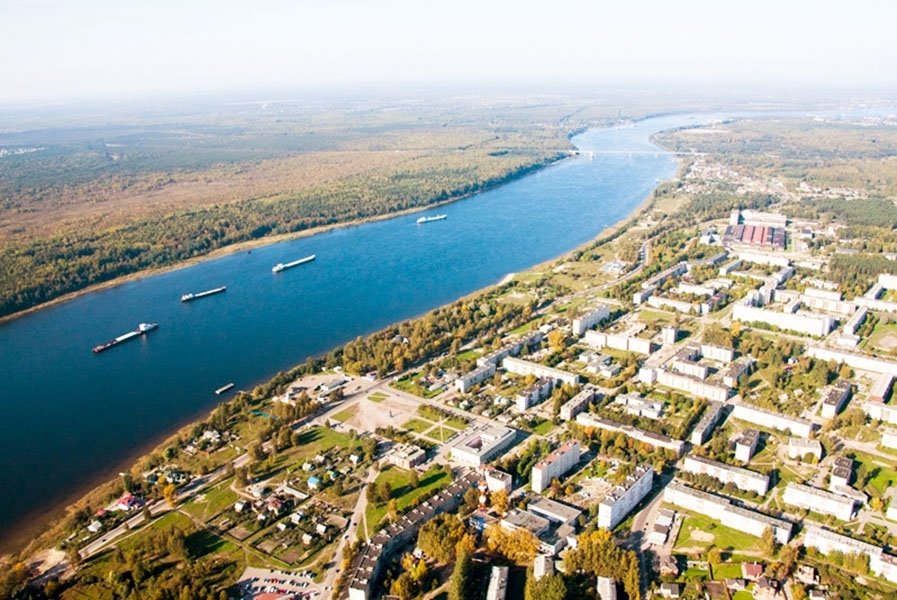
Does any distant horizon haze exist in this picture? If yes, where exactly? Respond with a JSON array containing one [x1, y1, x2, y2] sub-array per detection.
[[2, 0, 897, 104]]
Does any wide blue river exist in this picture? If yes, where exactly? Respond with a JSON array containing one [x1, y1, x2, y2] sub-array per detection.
[[0, 113, 714, 548]]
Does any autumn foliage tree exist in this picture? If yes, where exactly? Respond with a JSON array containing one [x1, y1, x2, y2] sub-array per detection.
[[484, 523, 539, 564], [564, 530, 641, 600]]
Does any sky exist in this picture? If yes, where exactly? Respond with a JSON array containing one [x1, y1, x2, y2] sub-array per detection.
[[1, 0, 896, 103]]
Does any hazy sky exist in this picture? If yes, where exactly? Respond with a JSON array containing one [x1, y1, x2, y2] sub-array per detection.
[[2, 0, 896, 103]]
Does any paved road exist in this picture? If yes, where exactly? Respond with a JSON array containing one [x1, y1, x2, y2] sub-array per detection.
[[324, 465, 379, 592], [79, 452, 249, 560]]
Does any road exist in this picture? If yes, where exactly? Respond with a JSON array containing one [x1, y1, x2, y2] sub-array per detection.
[[321, 464, 380, 592], [79, 452, 250, 560]]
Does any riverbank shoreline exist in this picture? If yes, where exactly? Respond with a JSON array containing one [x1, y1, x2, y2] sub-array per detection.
[[1, 135, 683, 560], [0, 151, 572, 327]]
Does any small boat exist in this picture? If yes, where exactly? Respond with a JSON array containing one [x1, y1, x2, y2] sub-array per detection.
[[181, 286, 226, 302], [416, 214, 447, 225], [272, 254, 316, 273], [215, 383, 235, 395]]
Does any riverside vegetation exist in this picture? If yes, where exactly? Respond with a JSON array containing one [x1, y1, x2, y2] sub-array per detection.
[[0, 98, 605, 318]]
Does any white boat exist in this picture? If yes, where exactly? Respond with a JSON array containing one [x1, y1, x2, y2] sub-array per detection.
[[416, 214, 447, 224], [272, 254, 316, 273]]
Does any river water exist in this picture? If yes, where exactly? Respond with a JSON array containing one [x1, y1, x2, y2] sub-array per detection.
[[0, 113, 719, 549]]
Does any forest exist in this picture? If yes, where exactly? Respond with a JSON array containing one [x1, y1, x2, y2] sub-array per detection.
[[0, 99, 592, 317]]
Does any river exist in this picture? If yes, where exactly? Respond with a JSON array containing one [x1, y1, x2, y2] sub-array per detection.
[[0, 113, 721, 550]]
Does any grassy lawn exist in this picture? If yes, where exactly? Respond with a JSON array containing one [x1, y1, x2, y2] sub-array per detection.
[[456, 349, 482, 361], [712, 562, 744, 580], [393, 372, 442, 399], [509, 321, 536, 334], [732, 591, 754, 600], [150, 510, 194, 531], [181, 480, 238, 522], [365, 465, 451, 532], [531, 419, 555, 436], [443, 415, 469, 430], [332, 405, 359, 423], [637, 309, 675, 324], [845, 450, 897, 497], [868, 322, 897, 352], [424, 425, 457, 444], [673, 510, 760, 552], [368, 391, 389, 403], [402, 418, 436, 435]]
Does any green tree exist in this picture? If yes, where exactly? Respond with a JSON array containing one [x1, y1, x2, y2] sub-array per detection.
[[524, 568, 567, 600], [449, 549, 473, 600]]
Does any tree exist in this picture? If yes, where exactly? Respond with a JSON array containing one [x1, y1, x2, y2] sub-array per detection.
[[463, 487, 480, 511], [387, 498, 399, 522], [760, 526, 777, 556], [390, 572, 415, 600], [449, 549, 473, 600], [417, 514, 468, 564], [484, 523, 539, 563], [707, 546, 722, 568], [163, 483, 178, 507], [548, 329, 566, 352], [524, 568, 567, 600], [408, 469, 420, 490], [491, 489, 509, 515]]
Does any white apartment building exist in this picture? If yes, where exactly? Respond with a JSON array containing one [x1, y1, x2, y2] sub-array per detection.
[[597, 464, 654, 529], [881, 428, 897, 450], [732, 302, 835, 337], [664, 480, 792, 544], [782, 483, 857, 521], [559, 386, 595, 421], [787, 438, 823, 461], [502, 356, 579, 386], [455, 362, 496, 393], [531, 441, 581, 493], [731, 402, 815, 438], [640, 367, 730, 403], [486, 566, 509, 600], [803, 525, 897, 584], [734, 429, 760, 462], [701, 343, 735, 363], [682, 455, 769, 495], [821, 380, 852, 419], [690, 401, 725, 445], [576, 413, 685, 456], [572, 305, 611, 336], [585, 329, 656, 355], [806, 346, 897, 377]]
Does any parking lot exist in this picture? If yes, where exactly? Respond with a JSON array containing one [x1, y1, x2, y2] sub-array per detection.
[[237, 567, 334, 600]]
